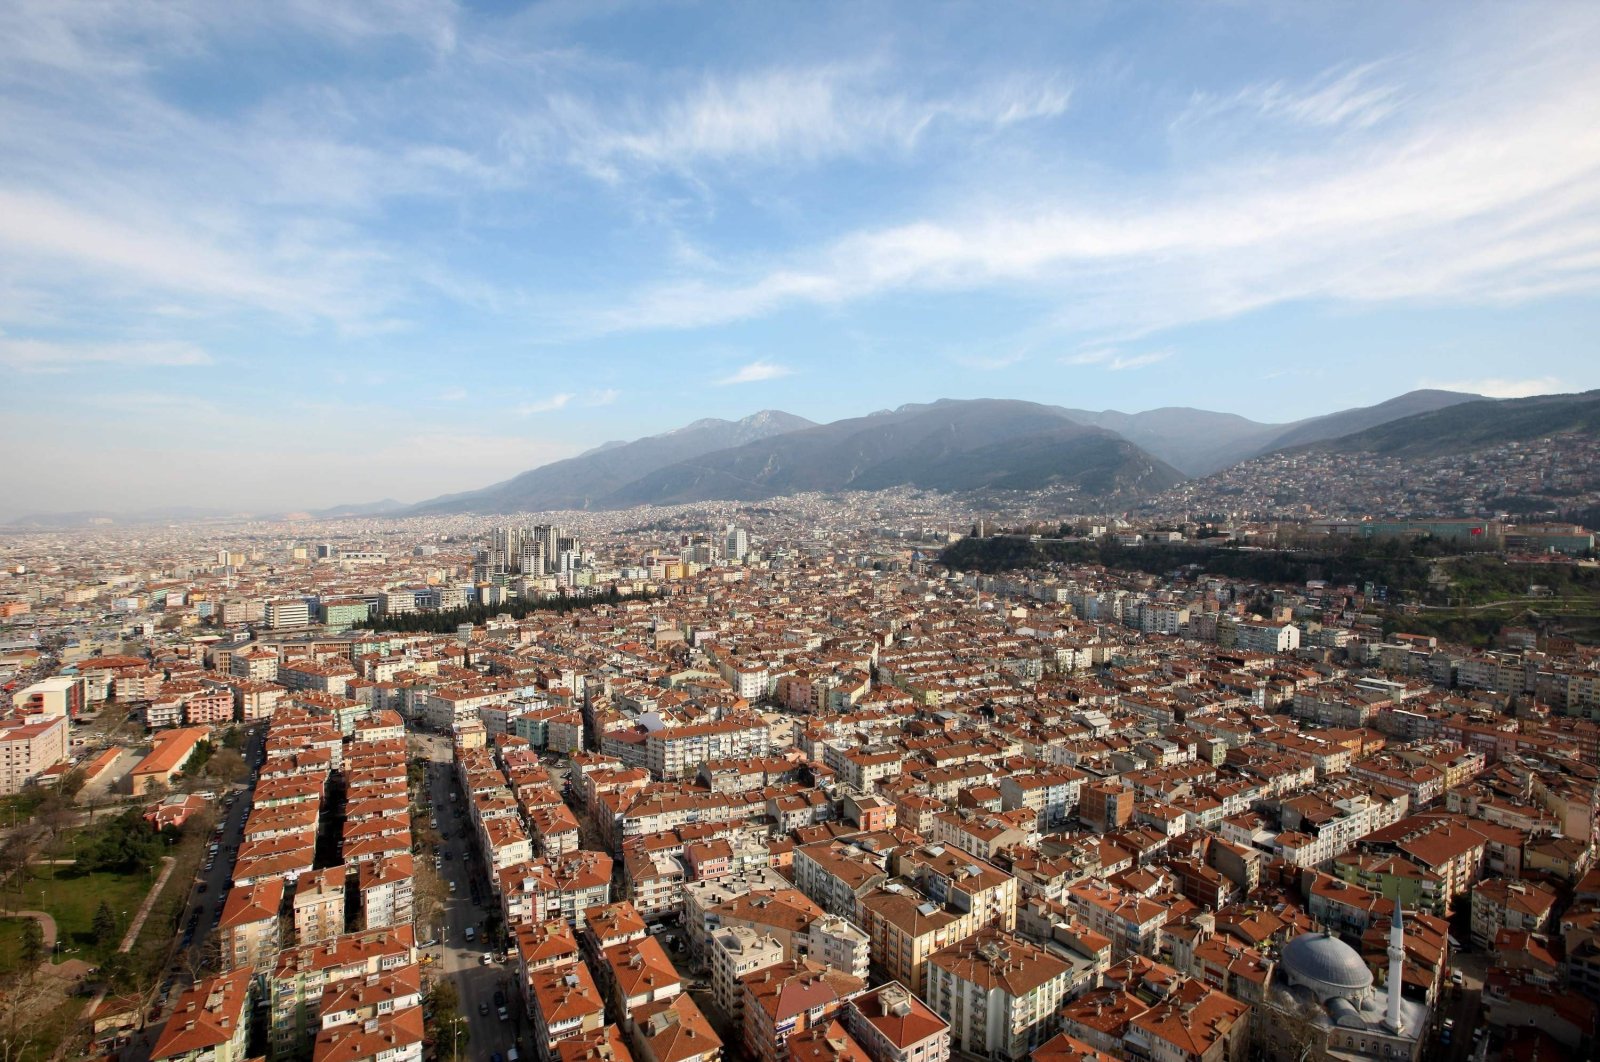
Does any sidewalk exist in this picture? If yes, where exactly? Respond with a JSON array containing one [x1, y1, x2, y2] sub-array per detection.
[[75, 854, 177, 1024]]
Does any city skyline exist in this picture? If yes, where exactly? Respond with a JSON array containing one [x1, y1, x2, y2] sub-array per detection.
[[4, 1, 1600, 516]]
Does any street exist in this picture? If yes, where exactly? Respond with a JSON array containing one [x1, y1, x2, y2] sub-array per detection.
[[418, 733, 528, 1061]]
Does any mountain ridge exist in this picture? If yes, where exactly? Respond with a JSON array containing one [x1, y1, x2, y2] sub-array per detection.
[[401, 409, 816, 515]]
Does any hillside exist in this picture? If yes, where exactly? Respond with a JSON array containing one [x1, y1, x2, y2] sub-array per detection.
[[404, 409, 815, 514], [1305, 389, 1600, 457], [600, 399, 1183, 506], [1059, 389, 1480, 475]]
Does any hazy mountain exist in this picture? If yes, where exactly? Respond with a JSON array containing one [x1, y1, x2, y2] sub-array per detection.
[[306, 499, 408, 520], [1060, 390, 1483, 475], [6, 506, 237, 527], [1301, 389, 1600, 458], [1263, 389, 1484, 453], [404, 409, 816, 514], [599, 399, 1183, 506], [1058, 407, 1286, 477]]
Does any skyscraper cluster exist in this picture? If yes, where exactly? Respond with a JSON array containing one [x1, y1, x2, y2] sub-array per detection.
[[476, 524, 581, 579]]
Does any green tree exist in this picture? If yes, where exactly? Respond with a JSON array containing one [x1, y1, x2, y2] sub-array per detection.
[[79, 809, 160, 874], [92, 901, 118, 946], [429, 981, 468, 1060], [19, 919, 44, 968], [99, 950, 136, 991]]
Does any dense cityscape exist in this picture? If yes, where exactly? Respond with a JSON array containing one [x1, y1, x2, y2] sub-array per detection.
[[1, 491, 1597, 1062], [7, 4, 1600, 1062]]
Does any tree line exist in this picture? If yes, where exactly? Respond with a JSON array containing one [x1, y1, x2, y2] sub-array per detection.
[[351, 586, 663, 634]]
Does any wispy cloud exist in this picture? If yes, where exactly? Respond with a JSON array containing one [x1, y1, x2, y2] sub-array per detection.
[[583, 388, 621, 406], [1063, 348, 1172, 371], [717, 360, 794, 385], [1175, 62, 1403, 132], [0, 337, 213, 371], [1420, 376, 1566, 399], [439, 386, 468, 401], [567, 65, 1069, 177], [587, 27, 1600, 345], [515, 393, 574, 415]]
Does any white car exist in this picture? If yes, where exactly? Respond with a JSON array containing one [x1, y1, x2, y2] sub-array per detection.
[[480, 952, 494, 965]]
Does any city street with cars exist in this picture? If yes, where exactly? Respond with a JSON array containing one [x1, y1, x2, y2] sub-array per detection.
[[418, 732, 528, 1061]]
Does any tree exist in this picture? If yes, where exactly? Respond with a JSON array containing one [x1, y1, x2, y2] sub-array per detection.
[[205, 749, 247, 785], [0, 839, 25, 899], [429, 982, 468, 1061], [98, 950, 136, 992], [18, 919, 44, 968], [92, 901, 118, 947], [222, 726, 243, 749], [36, 792, 75, 846], [0, 974, 56, 1062], [60, 770, 86, 800]]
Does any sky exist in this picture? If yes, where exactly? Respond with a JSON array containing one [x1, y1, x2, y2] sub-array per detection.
[[3, 1, 1600, 517]]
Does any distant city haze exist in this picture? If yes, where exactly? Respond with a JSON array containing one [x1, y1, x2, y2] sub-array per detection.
[[3, 2, 1598, 516]]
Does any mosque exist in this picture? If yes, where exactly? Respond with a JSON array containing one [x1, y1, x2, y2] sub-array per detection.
[[1265, 905, 1431, 1061]]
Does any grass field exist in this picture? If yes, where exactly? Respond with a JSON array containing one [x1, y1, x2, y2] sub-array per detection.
[[9, 863, 158, 964], [0, 915, 30, 975]]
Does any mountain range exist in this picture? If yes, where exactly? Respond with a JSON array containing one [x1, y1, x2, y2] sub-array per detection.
[[391, 389, 1501, 515], [405, 410, 817, 515], [17, 388, 1600, 526]]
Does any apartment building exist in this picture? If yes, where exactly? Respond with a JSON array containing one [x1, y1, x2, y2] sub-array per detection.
[[843, 983, 950, 1062], [0, 713, 67, 796], [150, 967, 254, 1062], [740, 958, 866, 1062], [529, 961, 607, 1057], [217, 878, 284, 972], [1469, 877, 1558, 947], [925, 931, 1075, 1062], [358, 854, 415, 930], [646, 717, 773, 781], [293, 866, 348, 944]]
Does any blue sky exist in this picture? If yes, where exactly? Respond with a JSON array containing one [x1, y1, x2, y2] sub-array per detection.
[[3, 1, 1599, 516]]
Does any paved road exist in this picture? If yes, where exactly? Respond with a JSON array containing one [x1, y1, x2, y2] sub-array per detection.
[[3, 908, 56, 956], [1425, 985, 1482, 1062], [419, 735, 527, 1061]]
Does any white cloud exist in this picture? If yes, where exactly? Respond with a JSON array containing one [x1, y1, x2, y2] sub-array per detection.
[[585, 17, 1600, 344], [1063, 348, 1172, 371], [0, 337, 213, 370], [566, 64, 1069, 176], [515, 393, 574, 415], [1420, 376, 1566, 399], [584, 388, 621, 406], [1176, 62, 1403, 132], [439, 386, 468, 401], [716, 360, 794, 385]]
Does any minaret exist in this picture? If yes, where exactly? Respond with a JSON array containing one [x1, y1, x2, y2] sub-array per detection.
[[1386, 901, 1406, 1033]]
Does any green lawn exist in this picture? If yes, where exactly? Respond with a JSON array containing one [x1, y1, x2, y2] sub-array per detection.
[[0, 791, 44, 826], [0, 915, 29, 975], [10, 863, 159, 964]]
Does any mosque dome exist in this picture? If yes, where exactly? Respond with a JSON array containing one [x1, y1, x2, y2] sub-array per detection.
[[1280, 931, 1374, 1000]]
